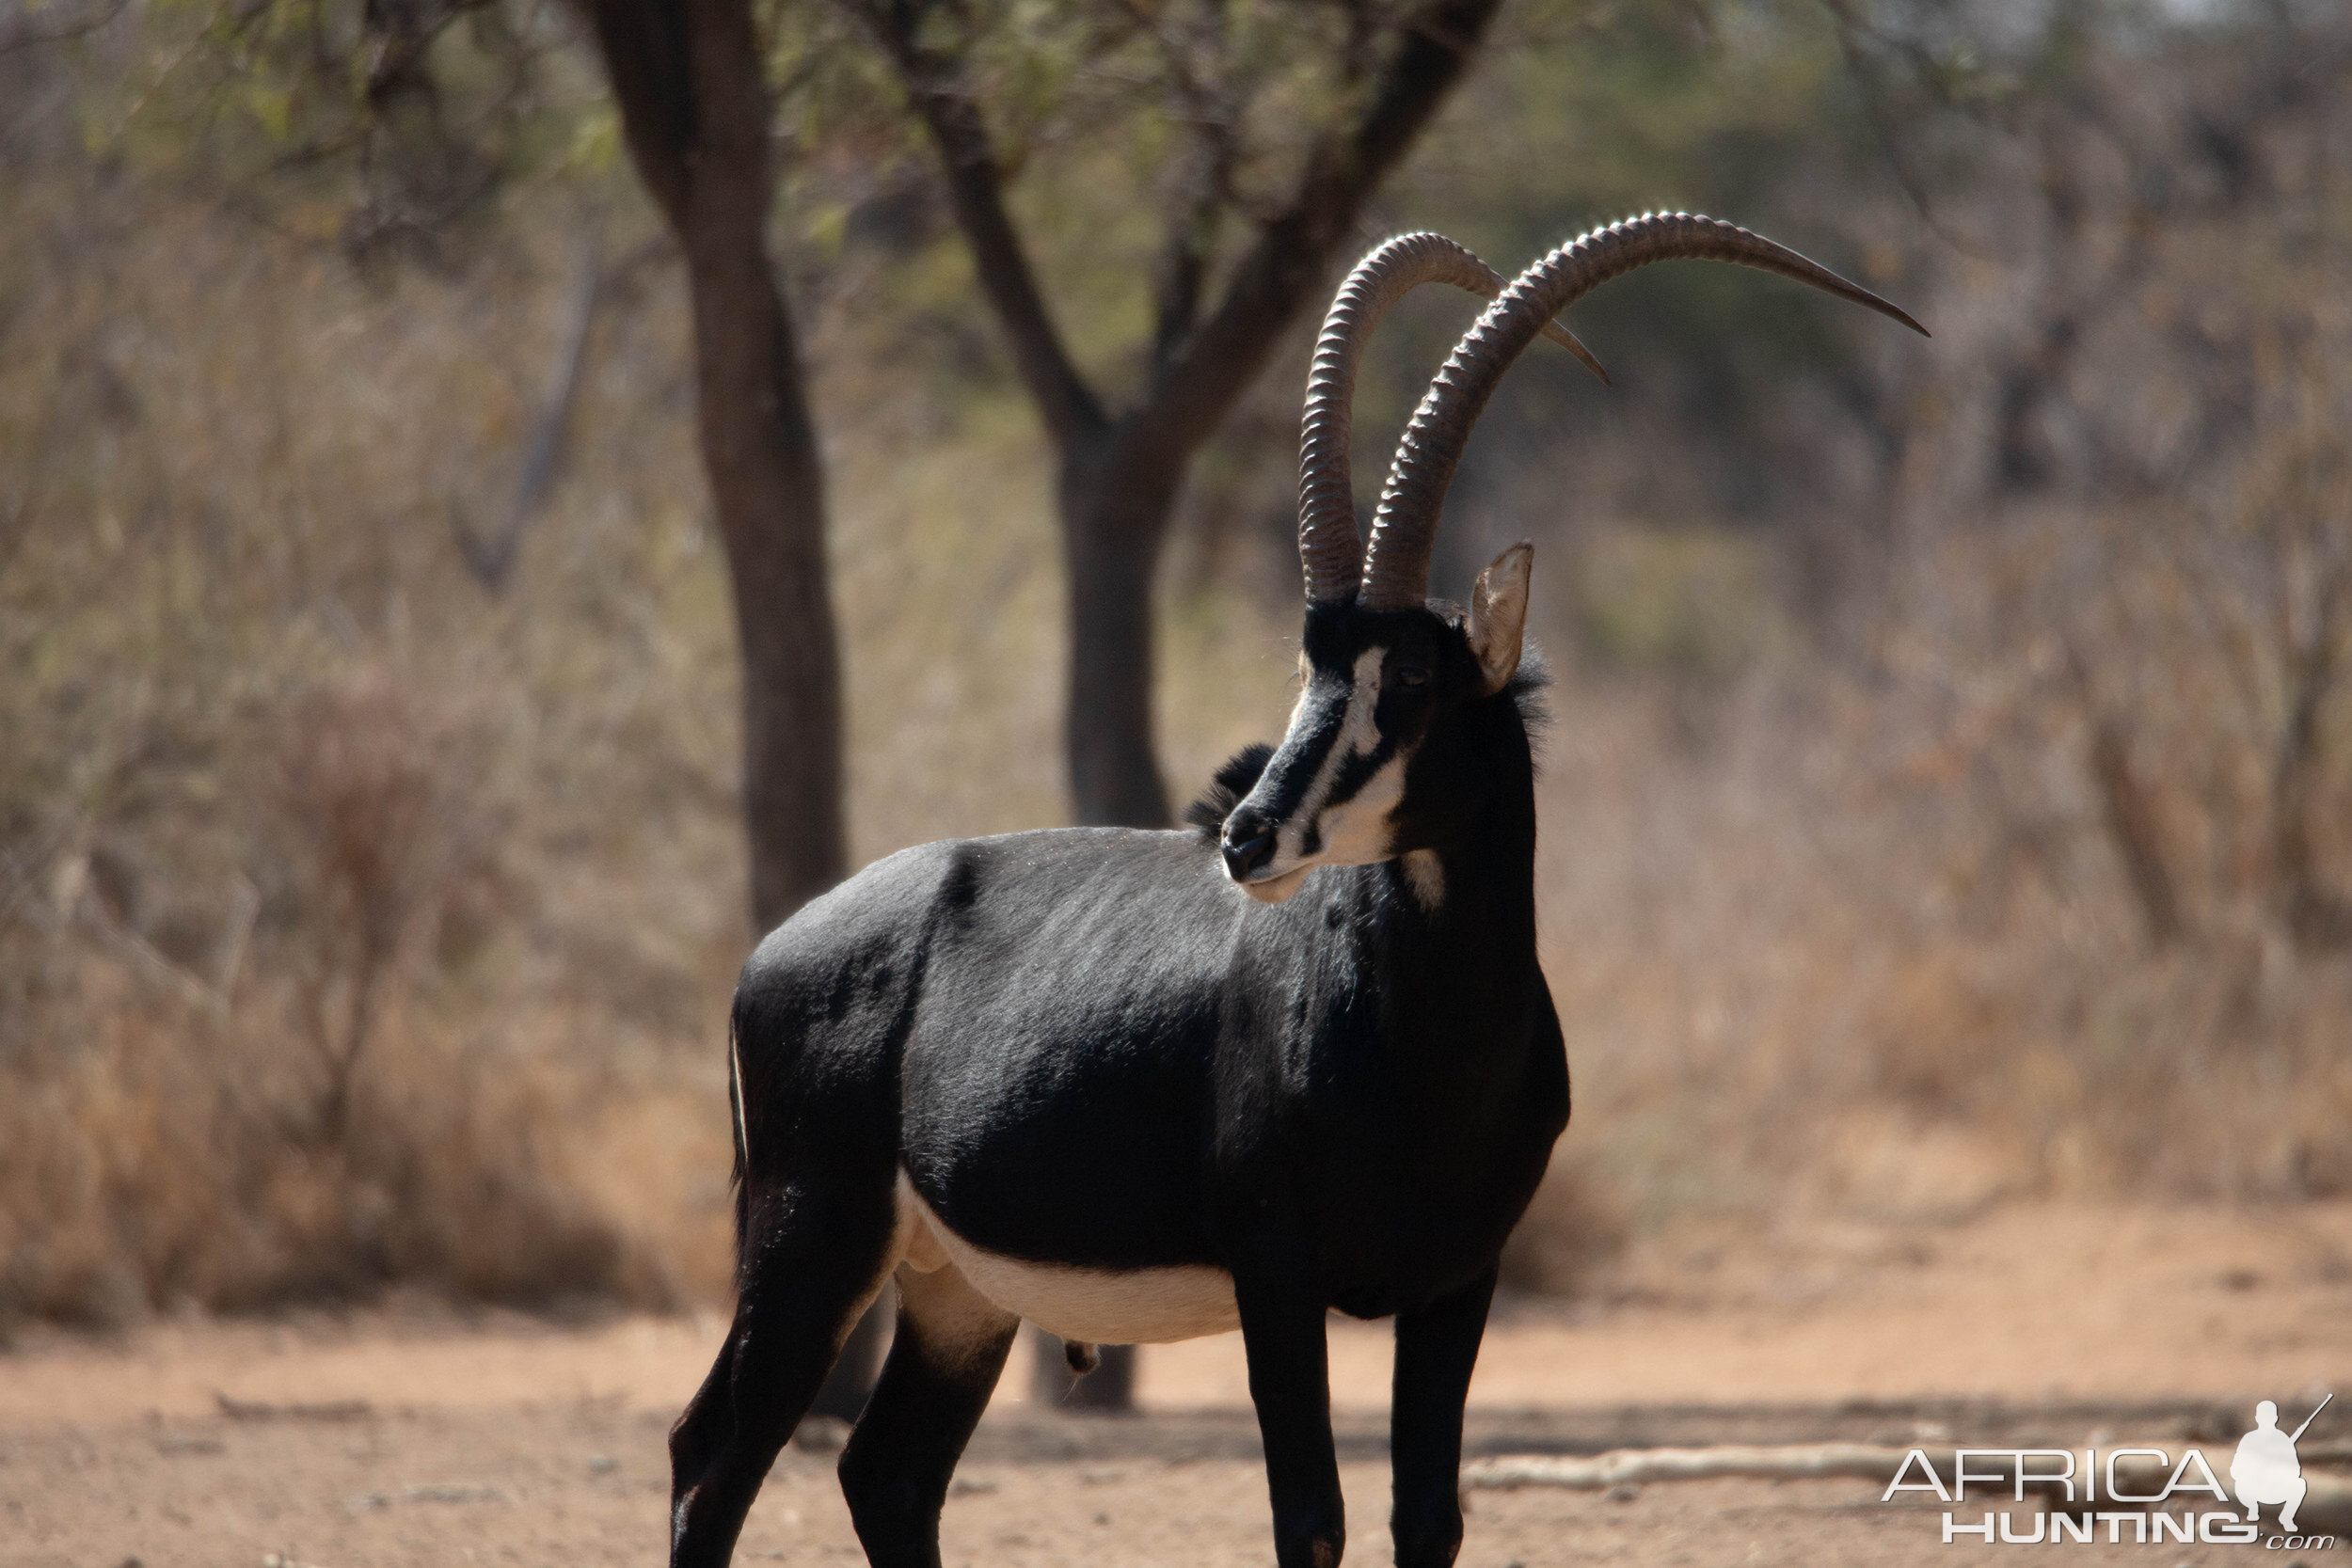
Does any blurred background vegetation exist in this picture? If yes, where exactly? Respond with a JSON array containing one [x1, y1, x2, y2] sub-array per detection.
[[2, 0, 2348, 1332]]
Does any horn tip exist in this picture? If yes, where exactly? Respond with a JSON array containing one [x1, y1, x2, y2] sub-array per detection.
[[1538, 321, 1613, 386], [1857, 289, 1931, 340]]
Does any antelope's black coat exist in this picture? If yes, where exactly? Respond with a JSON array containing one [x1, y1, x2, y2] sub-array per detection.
[[674, 604, 1567, 1568], [729, 669, 1564, 1319]]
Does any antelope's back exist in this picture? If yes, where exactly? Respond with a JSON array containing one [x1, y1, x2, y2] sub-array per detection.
[[733, 826, 1255, 1271], [898, 828, 1249, 1271]]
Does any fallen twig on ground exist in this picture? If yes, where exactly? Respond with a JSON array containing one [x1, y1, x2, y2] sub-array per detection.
[[215, 1392, 373, 1423], [344, 1481, 505, 1512]]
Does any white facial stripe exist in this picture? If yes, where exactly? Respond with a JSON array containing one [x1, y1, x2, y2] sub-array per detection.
[[1310, 750, 1407, 866], [1275, 646, 1387, 866]]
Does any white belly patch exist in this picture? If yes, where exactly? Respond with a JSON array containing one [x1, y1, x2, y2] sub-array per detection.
[[893, 1173, 1239, 1345]]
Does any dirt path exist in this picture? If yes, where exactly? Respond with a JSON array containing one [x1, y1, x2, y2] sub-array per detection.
[[4, 1202, 2348, 1565]]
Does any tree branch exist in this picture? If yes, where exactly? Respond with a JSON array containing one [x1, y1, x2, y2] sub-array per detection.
[[1146, 3, 1236, 375], [1150, 146, 1220, 374], [2061, 636, 2183, 948], [2272, 555, 2352, 950], [1136, 0, 1505, 467], [863, 0, 1107, 450], [0, 0, 126, 55], [577, 0, 700, 226], [454, 221, 603, 594], [1817, 0, 1996, 261]]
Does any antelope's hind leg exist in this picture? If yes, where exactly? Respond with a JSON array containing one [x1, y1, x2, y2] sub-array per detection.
[[668, 1174, 898, 1568], [838, 1259, 1021, 1568]]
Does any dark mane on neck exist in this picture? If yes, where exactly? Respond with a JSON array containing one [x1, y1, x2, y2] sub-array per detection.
[[1501, 648, 1551, 771], [1185, 743, 1275, 843]]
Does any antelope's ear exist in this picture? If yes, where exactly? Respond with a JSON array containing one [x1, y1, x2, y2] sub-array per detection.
[[1467, 543, 1533, 696]]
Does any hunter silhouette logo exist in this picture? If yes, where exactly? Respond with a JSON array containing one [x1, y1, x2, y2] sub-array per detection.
[[2233, 1395, 2329, 1533]]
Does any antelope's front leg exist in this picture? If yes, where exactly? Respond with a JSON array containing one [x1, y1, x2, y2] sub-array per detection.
[[1234, 1253, 1345, 1568], [1389, 1266, 1496, 1568]]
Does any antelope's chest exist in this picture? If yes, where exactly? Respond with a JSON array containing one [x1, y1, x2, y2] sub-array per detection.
[[1258, 1006, 1566, 1307]]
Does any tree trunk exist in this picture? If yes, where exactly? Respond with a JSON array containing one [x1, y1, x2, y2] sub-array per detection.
[[1058, 442, 1180, 827], [580, 0, 847, 935], [2087, 717, 2182, 950], [682, 230, 848, 929], [580, 0, 864, 1410], [2271, 592, 2352, 954], [1023, 440, 1186, 1401]]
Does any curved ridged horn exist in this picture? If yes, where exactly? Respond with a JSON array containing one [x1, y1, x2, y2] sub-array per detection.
[[1357, 212, 1929, 611], [1299, 233, 1608, 604]]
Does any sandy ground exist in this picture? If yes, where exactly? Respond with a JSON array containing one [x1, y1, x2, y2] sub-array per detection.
[[4, 1201, 2349, 1566]]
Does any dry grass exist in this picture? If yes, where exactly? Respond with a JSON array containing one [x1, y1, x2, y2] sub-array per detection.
[[0, 974, 696, 1332]]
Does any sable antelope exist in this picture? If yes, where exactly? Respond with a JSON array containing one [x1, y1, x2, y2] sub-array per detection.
[[668, 213, 1925, 1568]]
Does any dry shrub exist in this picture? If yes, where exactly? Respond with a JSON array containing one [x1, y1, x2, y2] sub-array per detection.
[[1518, 630, 2352, 1259], [0, 646, 723, 1327], [0, 134, 751, 1323], [0, 965, 675, 1333], [265, 667, 492, 1141]]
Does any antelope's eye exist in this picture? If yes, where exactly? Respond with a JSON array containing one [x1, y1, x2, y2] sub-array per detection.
[[1394, 664, 1432, 689]]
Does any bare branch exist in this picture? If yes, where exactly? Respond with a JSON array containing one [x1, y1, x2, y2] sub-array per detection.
[[1137, 0, 1506, 467], [862, 0, 1108, 449], [454, 221, 604, 594], [2271, 551, 2352, 950], [1149, 128, 1230, 373], [0, 349, 72, 582], [1470, 1444, 1928, 1491], [2060, 636, 2184, 948], [1818, 0, 1996, 261], [1147, 3, 1237, 374], [0, 0, 127, 56]]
